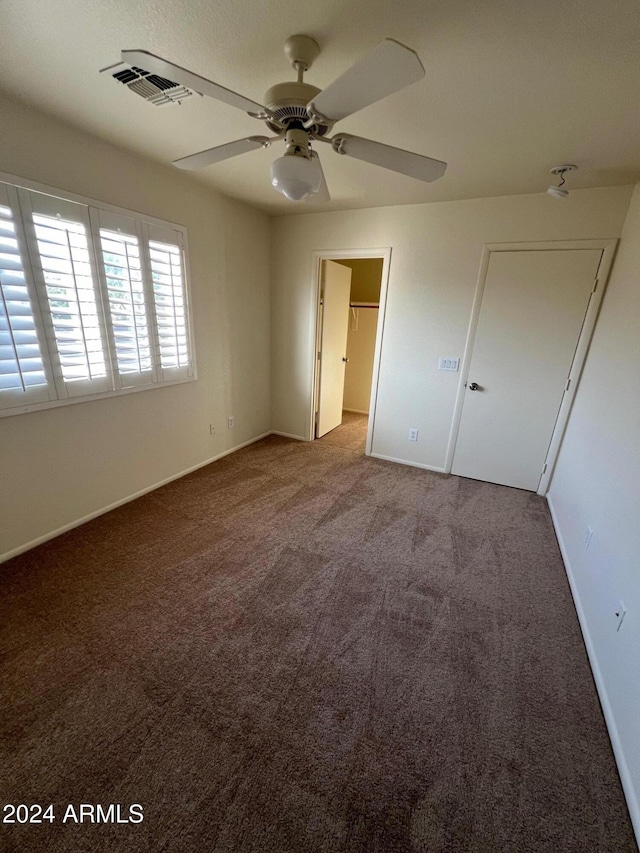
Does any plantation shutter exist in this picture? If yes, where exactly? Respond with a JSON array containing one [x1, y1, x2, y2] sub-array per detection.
[[18, 189, 113, 399], [90, 208, 157, 389], [0, 173, 195, 418], [143, 223, 193, 382], [0, 183, 55, 410]]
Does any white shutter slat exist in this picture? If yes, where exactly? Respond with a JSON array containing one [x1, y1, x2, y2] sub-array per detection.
[[0, 334, 40, 349], [0, 269, 28, 284], [2, 302, 36, 320], [0, 343, 42, 359], [1, 282, 30, 299], [0, 253, 27, 272]]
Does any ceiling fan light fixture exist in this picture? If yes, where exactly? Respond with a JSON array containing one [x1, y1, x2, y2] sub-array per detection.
[[270, 150, 322, 201]]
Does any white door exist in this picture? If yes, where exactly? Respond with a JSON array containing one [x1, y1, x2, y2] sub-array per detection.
[[317, 260, 352, 437], [451, 248, 602, 490]]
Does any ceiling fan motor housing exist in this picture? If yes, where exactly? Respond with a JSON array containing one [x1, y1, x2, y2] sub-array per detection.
[[262, 81, 329, 135]]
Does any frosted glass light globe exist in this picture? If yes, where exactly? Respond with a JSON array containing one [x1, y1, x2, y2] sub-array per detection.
[[271, 154, 322, 201]]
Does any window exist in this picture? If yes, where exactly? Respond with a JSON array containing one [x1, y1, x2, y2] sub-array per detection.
[[0, 176, 194, 416]]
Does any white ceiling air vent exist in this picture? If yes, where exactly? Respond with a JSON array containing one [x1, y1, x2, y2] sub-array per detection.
[[100, 61, 200, 107]]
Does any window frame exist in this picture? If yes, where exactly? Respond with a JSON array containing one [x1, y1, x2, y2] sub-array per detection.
[[0, 171, 196, 418]]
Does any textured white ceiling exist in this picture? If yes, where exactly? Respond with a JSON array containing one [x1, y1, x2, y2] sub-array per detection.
[[1, 0, 639, 215]]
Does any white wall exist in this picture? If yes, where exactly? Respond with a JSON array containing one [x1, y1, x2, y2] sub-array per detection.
[[344, 308, 378, 413], [272, 188, 633, 460], [547, 183, 640, 839], [0, 92, 271, 559]]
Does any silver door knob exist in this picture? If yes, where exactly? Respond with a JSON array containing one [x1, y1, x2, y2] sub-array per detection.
[[468, 382, 479, 391], [342, 357, 350, 362]]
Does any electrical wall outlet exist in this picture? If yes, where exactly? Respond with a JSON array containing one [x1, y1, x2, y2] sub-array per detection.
[[227, 417, 234, 429], [408, 428, 418, 441]]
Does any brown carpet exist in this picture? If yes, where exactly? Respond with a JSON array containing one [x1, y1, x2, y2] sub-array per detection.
[[0, 420, 636, 853], [319, 411, 369, 452]]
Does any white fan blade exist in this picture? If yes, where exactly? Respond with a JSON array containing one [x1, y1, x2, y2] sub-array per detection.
[[305, 151, 331, 204], [122, 50, 270, 117], [308, 39, 424, 123], [173, 136, 271, 170], [333, 134, 447, 183]]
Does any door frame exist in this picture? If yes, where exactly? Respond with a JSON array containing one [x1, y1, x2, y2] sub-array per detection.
[[309, 248, 392, 456], [444, 239, 618, 495]]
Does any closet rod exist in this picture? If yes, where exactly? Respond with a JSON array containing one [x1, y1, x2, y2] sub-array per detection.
[[350, 302, 379, 308]]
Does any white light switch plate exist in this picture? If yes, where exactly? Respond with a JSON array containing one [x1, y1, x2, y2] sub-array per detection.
[[438, 357, 459, 371]]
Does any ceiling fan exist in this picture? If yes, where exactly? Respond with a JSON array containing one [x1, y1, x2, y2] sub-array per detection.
[[101, 35, 447, 203]]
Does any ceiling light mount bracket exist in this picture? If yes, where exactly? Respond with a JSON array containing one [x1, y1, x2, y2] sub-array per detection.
[[549, 164, 578, 177], [284, 35, 320, 75], [547, 164, 577, 199]]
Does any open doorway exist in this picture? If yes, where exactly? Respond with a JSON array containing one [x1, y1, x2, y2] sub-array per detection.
[[311, 250, 390, 455]]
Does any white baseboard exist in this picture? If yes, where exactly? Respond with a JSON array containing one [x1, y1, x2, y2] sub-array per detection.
[[1, 431, 272, 564], [369, 452, 446, 473], [547, 495, 640, 847], [343, 408, 369, 415], [271, 430, 308, 441]]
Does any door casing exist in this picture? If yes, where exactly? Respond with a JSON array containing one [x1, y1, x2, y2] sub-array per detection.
[[310, 248, 392, 455]]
